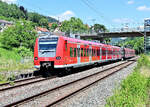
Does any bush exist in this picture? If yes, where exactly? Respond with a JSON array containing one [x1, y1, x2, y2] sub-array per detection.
[[137, 54, 150, 68], [0, 20, 37, 51], [105, 55, 150, 107], [106, 71, 148, 107], [13, 46, 33, 57]]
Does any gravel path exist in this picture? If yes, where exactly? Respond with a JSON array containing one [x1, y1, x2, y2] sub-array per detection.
[[55, 62, 137, 107]]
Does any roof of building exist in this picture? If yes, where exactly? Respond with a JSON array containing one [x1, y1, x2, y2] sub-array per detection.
[[36, 27, 49, 32], [0, 20, 13, 24]]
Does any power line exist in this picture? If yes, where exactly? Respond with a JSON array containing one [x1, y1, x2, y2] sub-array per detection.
[[80, 0, 117, 28]]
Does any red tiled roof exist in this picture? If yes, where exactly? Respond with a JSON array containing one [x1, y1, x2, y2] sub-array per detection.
[[36, 27, 49, 32]]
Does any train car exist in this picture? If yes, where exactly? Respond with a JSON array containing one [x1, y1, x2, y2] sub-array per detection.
[[34, 34, 134, 75], [124, 48, 135, 59]]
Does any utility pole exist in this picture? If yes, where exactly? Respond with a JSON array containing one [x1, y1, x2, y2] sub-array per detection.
[[144, 20, 146, 53], [144, 18, 150, 54]]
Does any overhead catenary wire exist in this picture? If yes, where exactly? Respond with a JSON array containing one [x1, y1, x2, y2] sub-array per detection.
[[80, 0, 116, 29]]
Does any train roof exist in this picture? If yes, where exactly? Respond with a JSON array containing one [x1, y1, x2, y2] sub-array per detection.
[[61, 36, 121, 49], [38, 34, 121, 49]]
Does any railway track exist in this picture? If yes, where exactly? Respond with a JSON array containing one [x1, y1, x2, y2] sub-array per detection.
[[3, 57, 137, 107], [0, 76, 43, 92], [0, 75, 57, 93]]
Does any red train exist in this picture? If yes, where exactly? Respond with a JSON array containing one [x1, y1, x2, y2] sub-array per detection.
[[34, 34, 135, 75]]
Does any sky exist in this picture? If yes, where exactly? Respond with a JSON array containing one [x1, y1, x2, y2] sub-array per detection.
[[2, 0, 150, 29]]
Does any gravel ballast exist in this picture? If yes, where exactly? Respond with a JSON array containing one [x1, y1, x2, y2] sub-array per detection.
[[55, 62, 137, 107], [0, 61, 136, 107]]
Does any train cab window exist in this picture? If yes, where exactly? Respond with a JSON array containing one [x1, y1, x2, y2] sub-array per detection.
[[74, 48, 77, 57], [84, 48, 86, 57], [70, 47, 73, 57], [81, 48, 83, 57], [77, 48, 80, 57]]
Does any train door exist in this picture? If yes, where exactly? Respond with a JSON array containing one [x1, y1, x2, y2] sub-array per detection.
[[77, 45, 80, 64], [100, 47, 102, 61], [89, 46, 92, 62], [106, 47, 108, 61]]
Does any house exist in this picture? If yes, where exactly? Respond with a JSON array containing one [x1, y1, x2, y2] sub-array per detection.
[[36, 27, 49, 33], [0, 20, 13, 32], [36, 27, 50, 36]]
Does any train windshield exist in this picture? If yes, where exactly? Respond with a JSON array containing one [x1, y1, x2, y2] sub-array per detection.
[[39, 44, 57, 51], [39, 37, 58, 51]]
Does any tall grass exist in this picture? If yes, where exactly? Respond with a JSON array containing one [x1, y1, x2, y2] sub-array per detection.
[[105, 55, 150, 107], [0, 46, 34, 83]]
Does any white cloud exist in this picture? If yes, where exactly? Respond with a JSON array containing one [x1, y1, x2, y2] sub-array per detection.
[[2, 0, 17, 4], [113, 18, 133, 23], [137, 5, 150, 11], [50, 10, 75, 22], [127, 0, 134, 5]]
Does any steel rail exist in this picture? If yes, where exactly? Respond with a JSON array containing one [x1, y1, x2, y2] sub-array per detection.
[[0, 76, 57, 92], [3, 57, 137, 107]]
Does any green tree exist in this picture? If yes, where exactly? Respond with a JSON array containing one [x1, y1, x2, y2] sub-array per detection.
[[60, 17, 89, 34], [117, 37, 144, 54], [39, 18, 49, 28], [0, 20, 37, 51], [92, 24, 107, 33], [50, 23, 58, 31]]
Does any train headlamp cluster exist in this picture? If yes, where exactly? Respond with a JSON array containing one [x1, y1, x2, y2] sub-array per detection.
[[56, 56, 61, 60], [34, 57, 38, 60]]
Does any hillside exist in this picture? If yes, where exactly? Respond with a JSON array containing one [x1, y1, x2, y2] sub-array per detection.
[[0, 1, 57, 25]]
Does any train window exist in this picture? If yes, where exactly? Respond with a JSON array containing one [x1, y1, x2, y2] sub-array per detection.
[[93, 49, 95, 56], [84, 48, 86, 57], [97, 49, 100, 56], [87, 49, 89, 57], [81, 48, 83, 57], [102, 49, 106, 56], [74, 48, 76, 57], [65, 41, 67, 51], [109, 50, 111, 55], [77, 48, 80, 57], [70, 47, 73, 57], [89, 49, 92, 56]]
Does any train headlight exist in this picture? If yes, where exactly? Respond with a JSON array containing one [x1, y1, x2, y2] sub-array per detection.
[[34, 57, 38, 60], [56, 56, 61, 60]]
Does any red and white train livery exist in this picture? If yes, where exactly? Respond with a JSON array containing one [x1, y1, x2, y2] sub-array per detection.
[[34, 35, 135, 74]]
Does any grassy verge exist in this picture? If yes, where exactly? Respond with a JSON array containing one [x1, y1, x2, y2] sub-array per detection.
[[0, 46, 34, 84], [105, 55, 150, 107]]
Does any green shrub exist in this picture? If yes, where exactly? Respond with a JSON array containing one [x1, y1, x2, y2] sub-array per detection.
[[106, 55, 150, 107], [0, 20, 37, 51], [137, 54, 150, 68], [106, 71, 148, 107], [13, 46, 33, 57]]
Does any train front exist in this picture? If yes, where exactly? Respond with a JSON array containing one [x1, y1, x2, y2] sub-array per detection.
[[34, 35, 59, 74]]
